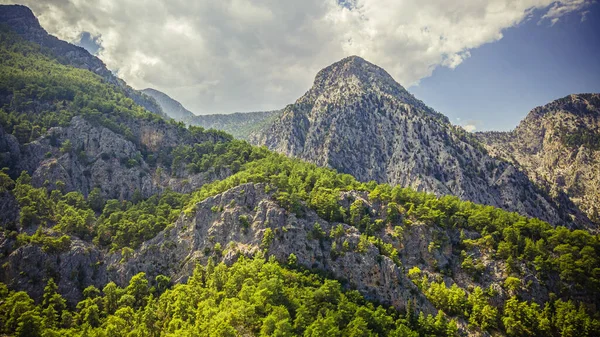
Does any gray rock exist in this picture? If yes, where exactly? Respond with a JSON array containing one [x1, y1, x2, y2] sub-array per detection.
[[250, 56, 590, 229], [478, 94, 600, 229]]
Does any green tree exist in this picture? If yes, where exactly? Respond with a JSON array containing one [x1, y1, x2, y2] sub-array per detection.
[[126, 272, 149, 308], [16, 310, 42, 337], [87, 187, 105, 212]]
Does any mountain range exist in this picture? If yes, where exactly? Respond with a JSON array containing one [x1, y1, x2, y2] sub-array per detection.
[[1, 4, 599, 337], [156, 56, 597, 231]]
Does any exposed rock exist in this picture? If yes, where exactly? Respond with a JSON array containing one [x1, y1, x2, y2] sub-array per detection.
[[0, 181, 579, 314], [478, 93, 600, 227], [0, 125, 20, 170], [5, 116, 227, 200], [251, 56, 590, 228], [1, 236, 107, 303], [0, 191, 19, 227], [0, 183, 435, 312], [108, 183, 432, 312]]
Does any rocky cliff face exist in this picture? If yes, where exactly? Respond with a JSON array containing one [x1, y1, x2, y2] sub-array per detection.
[[478, 94, 600, 226], [0, 4, 165, 117], [1, 116, 228, 200], [251, 56, 589, 228], [3, 181, 570, 320], [1, 183, 425, 309]]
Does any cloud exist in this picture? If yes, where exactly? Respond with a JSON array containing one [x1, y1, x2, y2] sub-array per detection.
[[460, 119, 482, 132], [462, 124, 478, 132], [2, 0, 593, 114], [581, 10, 591, 21], [542, 0, 592, 25]]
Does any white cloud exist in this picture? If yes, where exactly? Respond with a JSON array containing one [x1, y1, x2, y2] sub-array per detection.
[[2, 0, 592, 114], [462, 124, 478, 132], [542, 0, 591, 24], [460, 119, 482, 132]]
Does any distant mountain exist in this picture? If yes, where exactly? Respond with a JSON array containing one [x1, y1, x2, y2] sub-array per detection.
[[188, 110, 280, 140], [0, 4, 165, 117], [142, 87, 279, 140], [141, 88, 196, 121], [478, 94, 600, 225], [250, 56, 591, 228]]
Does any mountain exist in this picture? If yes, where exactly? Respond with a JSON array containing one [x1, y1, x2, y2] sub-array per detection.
[[1, 6, 599, 337], [141, 88, 196, 121], [478, 94, 600, 224], [188, 110, 280, 140], [250, 56, 591, 229], [142, 87, 279, 140]]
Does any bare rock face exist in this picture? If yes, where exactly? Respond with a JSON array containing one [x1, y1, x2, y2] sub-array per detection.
[[4, 116, 226, 200], [1, 183, 444, 313], [1, 238, 107, 303], [478, 94, 600, 227], [0, 125, 20, 169], [251, 56, 589, 228], [110, 183, 433, 312]]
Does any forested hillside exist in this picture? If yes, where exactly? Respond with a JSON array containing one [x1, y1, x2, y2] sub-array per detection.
[[0, 5, 599, 337], [187, 110, 280, 141]]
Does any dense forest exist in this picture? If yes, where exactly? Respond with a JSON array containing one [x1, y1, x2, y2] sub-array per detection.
[[1, 21, 600, 337]]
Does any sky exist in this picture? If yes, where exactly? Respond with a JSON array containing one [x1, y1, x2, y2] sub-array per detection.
[[411, 2, 600, 131], [3, 0, 599, 131]]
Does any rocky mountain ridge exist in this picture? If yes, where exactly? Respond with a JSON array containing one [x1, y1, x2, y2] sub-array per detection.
[[0, 116, 228, 200], [250, 56, 591, 229], [187, 110, 280, 140], [478, 93, 600, 225], [143, 86, 280, 140]]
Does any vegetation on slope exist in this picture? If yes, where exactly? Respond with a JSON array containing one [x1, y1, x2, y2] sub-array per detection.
[[0, 26, 160, 144], [0, 256, 457, 337]]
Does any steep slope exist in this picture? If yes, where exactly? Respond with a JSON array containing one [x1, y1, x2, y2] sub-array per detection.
[[3, 154, 600, 336], [141, 88, 196, 121], [0, 4, 164, 117], [251, 56, 589, 228], [478, 94, 600, 225]]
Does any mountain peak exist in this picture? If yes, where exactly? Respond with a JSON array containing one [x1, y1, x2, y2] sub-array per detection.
[[312, 55, 401, 92], [332, 55, 369, 67], [299, 55, 446, 121], [525, 93, 600, 121]]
